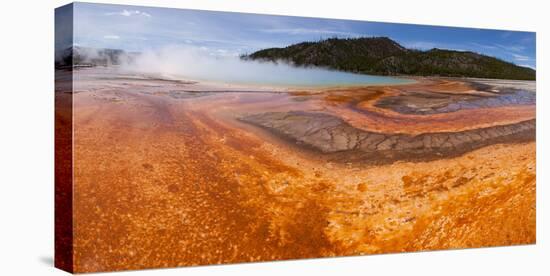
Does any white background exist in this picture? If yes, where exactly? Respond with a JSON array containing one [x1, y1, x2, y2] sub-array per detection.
[[0, 0, 548, 275]]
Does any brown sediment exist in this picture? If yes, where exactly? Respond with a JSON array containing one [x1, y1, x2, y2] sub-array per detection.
[[336, 104, 535, 134], [323, 142, 536, 254], [314, 79, 535, 134], [55, 69, 74, 272], [70, 68, 536, 272], [72, 99, 343, 272]]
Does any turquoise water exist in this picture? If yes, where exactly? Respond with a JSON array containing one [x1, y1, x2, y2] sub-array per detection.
[[129, 49, 414, 87], [158, 57, 413, 87], [192, 65, 413, 87], [130, 50, 413, 88]]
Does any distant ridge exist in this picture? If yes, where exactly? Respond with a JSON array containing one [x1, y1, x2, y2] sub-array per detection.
[[242, 37, 535, 80], [56, 46, 138, 67]]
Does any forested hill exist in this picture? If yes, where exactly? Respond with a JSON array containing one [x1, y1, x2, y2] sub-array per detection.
[[242, 37, 535, 80]]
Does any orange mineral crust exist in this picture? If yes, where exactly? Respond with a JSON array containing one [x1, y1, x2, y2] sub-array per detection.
[[69, 68, 535, 272]]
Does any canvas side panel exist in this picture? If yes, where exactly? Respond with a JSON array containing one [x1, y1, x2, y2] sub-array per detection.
[[54, 3, 74, 273]]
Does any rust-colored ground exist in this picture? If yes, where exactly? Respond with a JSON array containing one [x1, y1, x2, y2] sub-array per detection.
[[69, 69, 535, 272]]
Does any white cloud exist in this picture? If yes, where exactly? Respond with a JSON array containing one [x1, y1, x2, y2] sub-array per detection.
[[495, 44, 525, 52], [470, 42, 526, 53], [212, 49, 239, 57], [512, 54, 530, 61], [105, 9, 151, 18], [103, 35, 120, 40], [139, 11, 152, 17], [518, 64, 536, 70], [404, 41, 437, 50], [469, 42, 498, 50], [259, 28, 362, 37]]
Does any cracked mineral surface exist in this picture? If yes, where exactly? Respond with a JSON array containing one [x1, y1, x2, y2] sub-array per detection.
[[240, 111, 535, 163]]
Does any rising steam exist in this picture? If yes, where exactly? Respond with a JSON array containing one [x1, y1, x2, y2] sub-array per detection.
[[117, 45, 396, 87]]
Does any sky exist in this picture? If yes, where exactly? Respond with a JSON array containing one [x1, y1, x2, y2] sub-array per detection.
[[67, 2, 536, 69]]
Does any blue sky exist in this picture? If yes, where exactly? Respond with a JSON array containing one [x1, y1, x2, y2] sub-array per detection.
[[70, 2, 536, 69]]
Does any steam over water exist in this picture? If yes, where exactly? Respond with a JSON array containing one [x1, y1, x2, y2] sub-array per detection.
[[120, 45, 411, 87]]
